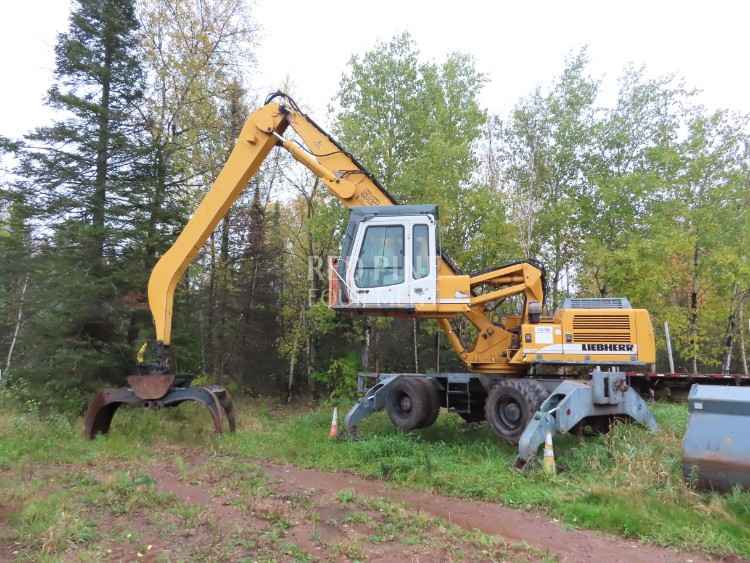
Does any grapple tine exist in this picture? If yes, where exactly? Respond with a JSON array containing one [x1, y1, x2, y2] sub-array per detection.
[[84, 379, 238, 439], [83, 387, 138, 439], [205, 385, 237, 432]]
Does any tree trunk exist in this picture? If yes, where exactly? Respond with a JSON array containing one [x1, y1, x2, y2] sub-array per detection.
[[287, 345, 297, 403], [92, 26, 114, 267], [206, 234, 216, 374], [2, 275, 29, 383], [145, 143, 167, 270], [305, 312, 314, 393], [688, 244, 700, 374], [287, 322, 301, 403], [374, 326, 381, 374], [739, 293, 749, 376], [216, 214, 231, 383], [722, 284, 740, 374], [361, 319, 370, 371]]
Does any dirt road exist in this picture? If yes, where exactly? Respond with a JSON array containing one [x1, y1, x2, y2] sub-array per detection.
[[146, 454, 726, 562], [1, 450, 738, 561], [259, 462, 720, 563]]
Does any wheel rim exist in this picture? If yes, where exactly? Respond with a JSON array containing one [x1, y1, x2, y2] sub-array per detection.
[[398, 394, 413, 413], [496, 397, 523, 431]]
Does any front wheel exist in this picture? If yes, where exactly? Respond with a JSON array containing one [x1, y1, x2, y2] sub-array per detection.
[[385, 377, 431, 431], [484, 379, 548, 444]]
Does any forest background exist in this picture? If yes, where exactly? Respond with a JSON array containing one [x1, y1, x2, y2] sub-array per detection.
[[1, 0, 749, 411]]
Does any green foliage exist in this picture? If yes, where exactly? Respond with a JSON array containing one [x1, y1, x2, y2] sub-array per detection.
[[334, 33, 498, 266], [215, 402, 750, 557], [3, 0, 144, 405], [307, 301, 338, 336], [312, 352, 360, 400], [496, 51, 750, 370]]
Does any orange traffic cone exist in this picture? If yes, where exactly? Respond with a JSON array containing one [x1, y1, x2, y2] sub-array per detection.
[[543, 430, 556, 475], [329, 407, 338, 439]]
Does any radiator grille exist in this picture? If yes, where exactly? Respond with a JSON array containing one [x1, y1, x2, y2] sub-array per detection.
[[572, 314, 631, 343]]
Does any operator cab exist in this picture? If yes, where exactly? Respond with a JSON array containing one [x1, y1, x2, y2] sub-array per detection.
[[329, 205, 438, 311]]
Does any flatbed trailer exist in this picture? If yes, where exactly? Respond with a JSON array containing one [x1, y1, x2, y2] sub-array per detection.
[[626, 371, 750, 399]]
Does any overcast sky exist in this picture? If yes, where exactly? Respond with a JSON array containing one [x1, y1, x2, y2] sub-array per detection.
[[1, 0, 748, 140]]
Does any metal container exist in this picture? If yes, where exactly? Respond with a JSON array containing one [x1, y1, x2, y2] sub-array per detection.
[[682, 384, 750, 491]]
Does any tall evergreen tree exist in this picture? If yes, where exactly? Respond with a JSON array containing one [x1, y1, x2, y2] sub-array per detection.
[[9, 0, 144, 407], [22, 0, 143, 260]]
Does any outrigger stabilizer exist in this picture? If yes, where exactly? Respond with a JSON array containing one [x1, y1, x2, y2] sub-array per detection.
[[513, 369, 658, 469], [83, 344, 236, 440], [344, 369, 658, 469]]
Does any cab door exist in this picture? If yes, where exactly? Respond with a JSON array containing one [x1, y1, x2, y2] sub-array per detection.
[[346, 215, 436, 306], [408, 220, 437, 305]]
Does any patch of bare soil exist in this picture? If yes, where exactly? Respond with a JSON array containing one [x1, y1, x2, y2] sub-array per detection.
[[146, 456, 540, 561], [261, 462, 728, 563], [3, 453, 739, 562]]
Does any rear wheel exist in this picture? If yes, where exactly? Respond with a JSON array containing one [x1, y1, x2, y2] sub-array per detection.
[[484, 379, 548, 444], [386, 377, 431, 431]]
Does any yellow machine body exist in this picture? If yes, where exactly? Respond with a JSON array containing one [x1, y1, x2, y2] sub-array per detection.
[[516, 305, 655, 368], [145, 93, 655, 377]]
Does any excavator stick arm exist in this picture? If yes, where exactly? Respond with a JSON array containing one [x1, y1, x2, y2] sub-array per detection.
[[147, 93, 412, 350], [148, 103, 286, 347]]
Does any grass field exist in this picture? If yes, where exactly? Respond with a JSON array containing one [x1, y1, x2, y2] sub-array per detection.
[[1, 397, 749, 560]]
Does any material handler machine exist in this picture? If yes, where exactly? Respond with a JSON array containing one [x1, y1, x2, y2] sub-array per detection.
[[85, 93, 658, 466]]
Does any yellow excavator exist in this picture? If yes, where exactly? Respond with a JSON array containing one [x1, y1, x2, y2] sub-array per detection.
[[85, 93, 658, 466]]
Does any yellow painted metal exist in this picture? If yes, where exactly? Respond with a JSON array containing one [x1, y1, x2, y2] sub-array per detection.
[[514, 307, 656, 367], [148, 104, 286, 344], [147, 96, 459, 347], [273, 133, 357, 200], [145, 93, 655, 379], [437, 318, 467, 363], [136, 341, 148, 365], [437, 275, 470, 300]]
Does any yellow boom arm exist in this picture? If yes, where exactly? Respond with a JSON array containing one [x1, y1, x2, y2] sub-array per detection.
[[147, 92, 543, 376], [148, 94, 402, 346]]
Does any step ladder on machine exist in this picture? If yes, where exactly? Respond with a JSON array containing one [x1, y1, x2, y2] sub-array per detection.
[[445, 375, 472, 414]]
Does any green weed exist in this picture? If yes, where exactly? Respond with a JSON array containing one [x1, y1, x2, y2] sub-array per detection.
[[2, 398, 749, 557], [10, 491, 97, 556], [336, 488, 355, 503], [216, 401, 750, 558], [78, 471, 176, 516]]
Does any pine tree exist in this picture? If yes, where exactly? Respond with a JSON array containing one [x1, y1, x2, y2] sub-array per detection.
[[9, 0, 144, 407]]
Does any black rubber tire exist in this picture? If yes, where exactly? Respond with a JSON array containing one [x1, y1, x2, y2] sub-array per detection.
[[386, 377, 431, 431], [416, 378, 441, 428], [484, 379, 549, 444]]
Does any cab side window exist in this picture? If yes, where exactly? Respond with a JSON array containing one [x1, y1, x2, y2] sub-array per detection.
[[412, 224, 429, 279], [355, 225, 404, 288]]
